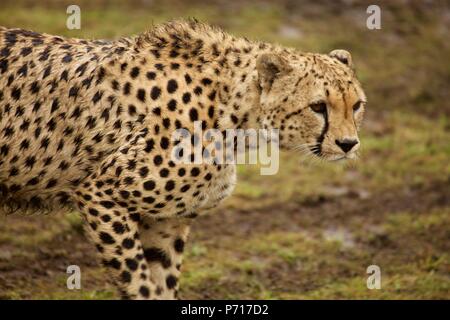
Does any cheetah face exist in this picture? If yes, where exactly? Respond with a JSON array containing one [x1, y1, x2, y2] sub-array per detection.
[[256, 50, 366, 161]]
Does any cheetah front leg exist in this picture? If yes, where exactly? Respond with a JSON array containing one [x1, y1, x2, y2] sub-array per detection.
[[75, 191, 158, 299], [138, 217, 191, 299]]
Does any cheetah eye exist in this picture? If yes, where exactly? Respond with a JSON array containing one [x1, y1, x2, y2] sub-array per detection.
[[309, 102, 327, 114], [353, 101, 363, 112]]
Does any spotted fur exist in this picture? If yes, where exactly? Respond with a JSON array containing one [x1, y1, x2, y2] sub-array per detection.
[[0, 20, 366, 299]]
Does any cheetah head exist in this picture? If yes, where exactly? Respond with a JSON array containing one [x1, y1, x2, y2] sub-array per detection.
[[256, 49, 366, 161]]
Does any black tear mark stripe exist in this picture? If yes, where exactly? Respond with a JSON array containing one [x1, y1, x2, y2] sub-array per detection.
[[315, 111, 329, 155]]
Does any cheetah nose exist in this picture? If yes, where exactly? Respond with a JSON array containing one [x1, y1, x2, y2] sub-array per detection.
[[335, 139, 358, 153]]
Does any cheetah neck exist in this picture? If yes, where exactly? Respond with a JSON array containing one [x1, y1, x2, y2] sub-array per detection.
[[135, 20, 289, 132], [211, 41, 287, 132]]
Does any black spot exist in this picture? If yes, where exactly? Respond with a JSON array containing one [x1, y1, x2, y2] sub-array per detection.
[[0, 47, 10, 57], [166, 275, 177, 289], [159, 168, 169, 177], [146, 71, 156, 80], [174, 238, 185, 253], [208, 90, 216, 101], [45, 179, 57, 189], [180, 184, 190, 192], [4, 126, 15, 137], [9, 167, 19, 177], [83, 194, 92, 201], [43, 66, 51, 78], [123, 82, 131, 95], [160, 137, 170, 149], [137, 88, 146, 102], [130, 213, 140, 222], [100, 200, 115, 209], [150, 86, 161, 100], [60, 70, 69, 81], [191, 167, 200, 177], [167, 79, 178, 93], [96, 67, 106, 84], [11, 87, 21, 100], [153, 155, 163, 166], [184, 74, 192, 84], [139, 167, 149, 178], [27, 177, 39, 186], [125, 258, 138, 271], [20, 120, 30, 131], [143, 196, 155, 204], [92, 91, 103, 104], [132, 190, 141, 197], [20, 47, 32, 57], [201, 78, 213, 86], [75, 62, 88, 76], [99, 232, 115, 244], [111, 80, 120, 91], [62, 54, 72, 63], [32, 102, 42, 113], [154, 202, 165, 209], [178, 168, 186, 177], [145, 139, 155, 153], [88, 208, 99, 216], [169, 49, 179, 58], [208, 106, 215, 118], [162, 118, 170, 129], [25, 156, 36, 169], [143, 247, 171, 268], [182, 92, 191, 104], [139, 286, 150, 298], [58, 160, 70, 171], [194, 86, 202, 95], [143, 180, 156, 191], [112, 221, 125, 234], [165, 180, 175, 191], [167, 99, 177, 111], [107, 258, 121, 270], [152, 107, 161, 116], [127, 159, 137, 170], [50, 99, 59, 113], [128, 104, 137, 116], [101, 214, 111, 223], [95, 181, 104, 189], [130, 66, 140, 78], [119, 190, 130, 199], [122, 238, 135, 249], [120, 271, 131, 283], [30, 81, 40, 94], [47, 118, 57, 131], [19, 139, 29, 150], [17, 63, 28, 77], [189, 108, 198, 121]]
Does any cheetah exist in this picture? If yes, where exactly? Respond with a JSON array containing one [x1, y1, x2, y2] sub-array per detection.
[[0, 20, 366, 299]]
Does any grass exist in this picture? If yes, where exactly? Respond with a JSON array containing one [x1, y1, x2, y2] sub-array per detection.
[[0, 0, 449, 300]]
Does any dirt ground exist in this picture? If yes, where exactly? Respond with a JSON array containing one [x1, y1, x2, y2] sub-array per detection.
[[0, 178, 448, 299], [0, 0, 449, 299]]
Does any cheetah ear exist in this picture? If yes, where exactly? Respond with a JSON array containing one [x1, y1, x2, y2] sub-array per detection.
[[256, 53, 292, 90], [329, 49, 354, 70]]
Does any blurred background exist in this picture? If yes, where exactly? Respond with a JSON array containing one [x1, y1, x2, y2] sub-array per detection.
[[0, 0, 449, 299]]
